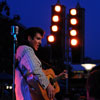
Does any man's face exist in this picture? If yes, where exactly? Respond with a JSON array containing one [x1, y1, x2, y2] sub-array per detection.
[[28, 33, 43, 51]]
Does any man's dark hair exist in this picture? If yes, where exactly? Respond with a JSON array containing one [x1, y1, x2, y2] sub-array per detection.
[[87, 65, 100, 99], [17, 27, 45, 46]]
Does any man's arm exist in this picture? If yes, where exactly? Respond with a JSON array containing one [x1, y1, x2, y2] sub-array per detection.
[[21, 46, 55, 99]]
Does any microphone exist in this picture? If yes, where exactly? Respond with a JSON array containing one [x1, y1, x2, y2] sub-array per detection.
[[11, 26, 19, 41], [11, 26, 19, 35]]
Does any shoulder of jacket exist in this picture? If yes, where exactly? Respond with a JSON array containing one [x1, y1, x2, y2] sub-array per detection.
[[18, 45, 32, 50], [17, 45, 34, 53]]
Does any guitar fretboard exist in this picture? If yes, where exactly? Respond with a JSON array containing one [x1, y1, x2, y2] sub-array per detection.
[[52, 74, 65, 83]]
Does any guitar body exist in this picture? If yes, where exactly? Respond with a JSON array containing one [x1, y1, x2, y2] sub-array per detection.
[[40, 68, 60, 100], [30, 68, 60, 100]]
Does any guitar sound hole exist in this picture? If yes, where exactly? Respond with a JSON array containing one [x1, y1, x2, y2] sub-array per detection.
[[49, 78, 54, 85], [50, 78, 56, 88], [54, 85, 56, 88]]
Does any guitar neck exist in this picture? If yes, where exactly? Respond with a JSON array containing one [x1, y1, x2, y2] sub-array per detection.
[[52, 74, 64, 83]]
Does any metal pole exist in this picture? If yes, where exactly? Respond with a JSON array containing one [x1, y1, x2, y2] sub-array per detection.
[[11, 26, 19, 100]]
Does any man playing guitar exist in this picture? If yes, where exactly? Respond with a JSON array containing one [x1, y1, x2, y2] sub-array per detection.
[[15, 27, 68, 100]]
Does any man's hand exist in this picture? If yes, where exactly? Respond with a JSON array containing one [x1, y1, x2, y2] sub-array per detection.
[[58, 70, 68, 79], [46, 83, 55, 100]]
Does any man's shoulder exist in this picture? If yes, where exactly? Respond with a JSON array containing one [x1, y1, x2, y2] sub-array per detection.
[[16, 45, 35, 59], [17, 45, 34, 53], [18, 45, 32, 50]]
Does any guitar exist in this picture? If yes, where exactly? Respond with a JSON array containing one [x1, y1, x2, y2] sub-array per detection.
[[29, 68, 64, 100]]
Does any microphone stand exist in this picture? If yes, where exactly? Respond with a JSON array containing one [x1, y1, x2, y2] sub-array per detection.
[[11, 26, 19, 100]]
